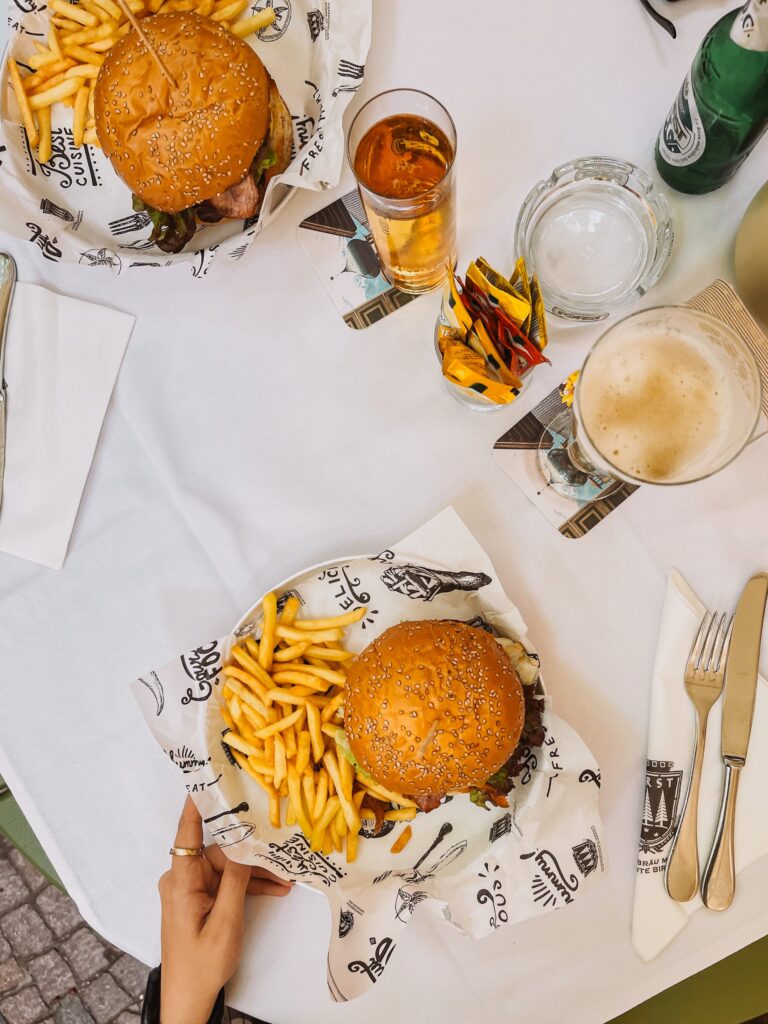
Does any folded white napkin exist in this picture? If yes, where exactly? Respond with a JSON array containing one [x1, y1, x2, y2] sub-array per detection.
[[0, 282, 133, 569], [632, 570, 768, 960]]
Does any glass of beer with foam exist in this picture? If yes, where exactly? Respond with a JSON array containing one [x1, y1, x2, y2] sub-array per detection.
[[540, 306, 762, 498]]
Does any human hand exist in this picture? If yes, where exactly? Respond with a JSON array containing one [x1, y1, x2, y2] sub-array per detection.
[[159, 797, 291, 1024]]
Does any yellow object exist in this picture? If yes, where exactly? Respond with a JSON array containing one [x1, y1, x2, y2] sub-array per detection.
[[442, 341, 520, 405], [467, 257, 531, 327]]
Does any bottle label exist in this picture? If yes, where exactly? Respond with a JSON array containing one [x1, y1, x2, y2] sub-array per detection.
[[658, 72, 706, 167], [730, 0, 768, 53]]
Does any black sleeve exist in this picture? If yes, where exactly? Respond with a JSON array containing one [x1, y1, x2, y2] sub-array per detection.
[[141, 966, 226, 1024]]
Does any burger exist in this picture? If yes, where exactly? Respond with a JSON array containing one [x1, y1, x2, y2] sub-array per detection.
[[341, 620, 545, 822], [94, 13, 293, 254]]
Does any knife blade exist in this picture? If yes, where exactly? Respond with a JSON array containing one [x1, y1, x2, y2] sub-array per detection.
[[0, 253, 18, 511], [722, 573, 768, 761], [701, 572, 768, 910]]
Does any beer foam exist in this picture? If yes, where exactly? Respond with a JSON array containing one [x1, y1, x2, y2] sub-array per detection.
[[578, 334, 728, 482]]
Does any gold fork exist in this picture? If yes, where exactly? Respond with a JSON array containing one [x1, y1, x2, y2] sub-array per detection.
[[664, 611, 733, 903]]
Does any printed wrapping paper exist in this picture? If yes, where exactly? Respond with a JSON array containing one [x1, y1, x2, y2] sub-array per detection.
[[131, 507, 606, 1001], [1, 0, 371, 274], [632, 570, 768, 961]]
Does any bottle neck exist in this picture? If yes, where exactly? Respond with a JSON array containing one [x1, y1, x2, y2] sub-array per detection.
[[730, 0, 768, 53]]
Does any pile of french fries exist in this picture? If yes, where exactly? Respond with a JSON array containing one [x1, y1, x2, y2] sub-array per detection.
[[7, 0, 276, 165], [220, 593, 417, 863]]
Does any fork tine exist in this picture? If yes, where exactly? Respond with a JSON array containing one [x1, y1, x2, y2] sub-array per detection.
[[688, 612, 713, 672], [701, 611, 724, 672], [712, 614, 735, 673]]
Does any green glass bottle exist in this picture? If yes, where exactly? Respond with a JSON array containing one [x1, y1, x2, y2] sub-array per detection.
[[655, 1, 768, 194]]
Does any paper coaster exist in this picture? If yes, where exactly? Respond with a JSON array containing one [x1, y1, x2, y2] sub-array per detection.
[[493, 280, 768, 539], [493, 383, 638, 539], [298, 190, 419, 329]]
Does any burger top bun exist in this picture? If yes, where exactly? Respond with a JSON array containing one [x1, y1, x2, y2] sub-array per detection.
[[94, 13, 270, 212], [345, 620, 525, 803]]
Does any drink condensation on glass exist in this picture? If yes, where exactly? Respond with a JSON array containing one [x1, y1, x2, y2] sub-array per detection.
[[573, 307, 763, 485], [348, 89, 457, 294]]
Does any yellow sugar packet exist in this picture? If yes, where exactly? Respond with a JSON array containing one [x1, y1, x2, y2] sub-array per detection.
[[509, 257, 533, 334], [442, 342, 520, 405], [467, 257, 531, 328], [442, 267, 473, 335], [528, 274, 549, 352], [467, 319, 522, 389]]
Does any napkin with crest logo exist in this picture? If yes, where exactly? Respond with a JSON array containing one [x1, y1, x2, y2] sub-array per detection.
[[131, 506, 606, 1002], [632, 570, 768, 959], [0, 282, 133, 569]]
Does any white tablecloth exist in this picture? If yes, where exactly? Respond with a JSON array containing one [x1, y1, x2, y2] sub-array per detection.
[[2, 3, 768, 1023]]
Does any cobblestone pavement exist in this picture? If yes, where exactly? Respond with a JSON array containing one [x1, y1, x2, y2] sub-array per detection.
[[0, 837, 268, 1024]]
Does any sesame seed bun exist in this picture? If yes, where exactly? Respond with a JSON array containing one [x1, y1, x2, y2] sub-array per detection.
[[345, 620, 525, 803], [94, 13, 270, 213]]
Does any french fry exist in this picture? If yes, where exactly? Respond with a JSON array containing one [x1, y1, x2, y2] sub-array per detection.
[[287, 765, 312, 836], [384, 808, 417, 822], [283, 724, 297, 759], [222, 664, 271, 704], [223, 730, 261, 758], [273, 642, 310, 662], [64, 22, 117, 46], [335, 806, 348, 837], [254, 706, 304, 740], [304, 645, 354, 661], [313, 769, 328, 820], [240, 702, 267, 731], [323, 751, 361, 834], [8, 60, 38, 147], [306, 701, 324, 763], [48, 24, 63, 57], [264, 689, 309, 708], [338, 750, 354, 801], [278, 594, 300, 625], [88, 82, 95, 117], [29, 77, 81, 108], [275, 624, 343, 644], [273, 733, 286, 790], [264, 734, 274, 763], [24, 59, 75, 91], [51, 16, 83, 30], [230, 8, 275, 36], [295, 730, 311, 774], [92, 0, 123, 19], [244, 756, 273, 774], [346, 831, 358, 863], [259, 591, 278, 671], [244, 635, 261, 662], [310, 795, 340, 851], [362, 779, 418, 809], [276, 662, 346, 685], [27, 50, 60, 69], [51, 0, 99, 27], [329, 820, 342, 853], [320, 692, 346, 723], [390, 826, 413, 854], [222, 675, 269, 719], [63, 45, 104, 66], [279, 780, 288, 799], [37, 105, 52, 162], [293, 607, 366, 631], [271, 671, 331, 693], [230, 645, 275, 695], [301, 770, 315, 818], [285, 802, 296, 827], [322, 834, 332, 857], [29, 69, 71, 94], [221, 705, 235, 732], [66, 63, 100, 79], [88, 36, 119, 50], [194, 0, 214, 12]]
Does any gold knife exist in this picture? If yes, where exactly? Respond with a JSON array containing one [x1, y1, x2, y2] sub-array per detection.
[[701, 572, 768, 911]]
